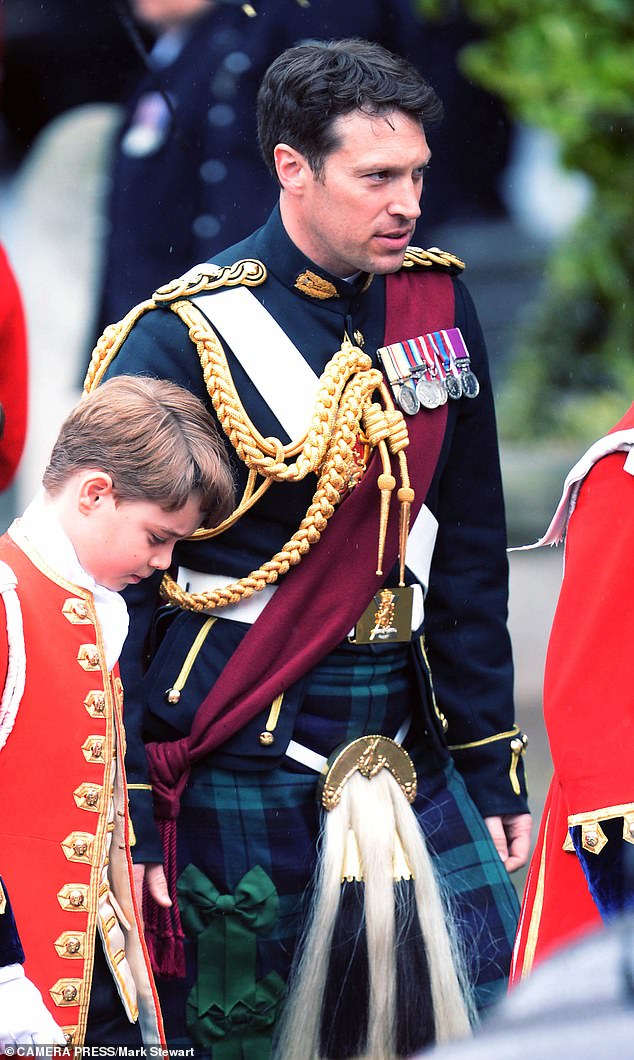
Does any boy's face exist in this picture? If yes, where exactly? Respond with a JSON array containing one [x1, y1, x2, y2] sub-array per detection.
[[82, 494, 203, 592]]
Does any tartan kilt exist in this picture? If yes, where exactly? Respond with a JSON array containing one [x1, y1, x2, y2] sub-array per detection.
[[157, 640, 519, 1051]]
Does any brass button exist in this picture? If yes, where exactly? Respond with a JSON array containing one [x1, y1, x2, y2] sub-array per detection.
[[84, 691, 106, 716], [73, 839, 88, 857], [62, 986, 78, 1003], [66, 937, 81, 955], [165, 687, 181, 704], [259, 731, 274, 746], [85, 788, 99, 807], [68, 889, 84, 907]]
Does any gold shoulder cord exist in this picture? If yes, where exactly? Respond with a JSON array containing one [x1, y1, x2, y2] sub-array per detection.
[[84, 260, 414, 614]]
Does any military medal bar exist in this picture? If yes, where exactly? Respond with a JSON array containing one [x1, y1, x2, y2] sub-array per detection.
[[378, 327, 479, 413]]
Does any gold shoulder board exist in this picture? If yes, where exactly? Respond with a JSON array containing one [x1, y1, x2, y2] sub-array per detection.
[[153, 258, 267, 303], [401, 246, 465, 273]]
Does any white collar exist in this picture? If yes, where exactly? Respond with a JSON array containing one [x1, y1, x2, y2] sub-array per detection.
[[8, 491, 129, 671]]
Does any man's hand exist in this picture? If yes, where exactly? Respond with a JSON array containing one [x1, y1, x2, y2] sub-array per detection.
[[132, 862, 172, 924], [484, 813, 532, 873]]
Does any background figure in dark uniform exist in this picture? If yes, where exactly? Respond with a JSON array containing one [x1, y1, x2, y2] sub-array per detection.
[[89, 38, 531, 1057], [92, 0, 511, 338]]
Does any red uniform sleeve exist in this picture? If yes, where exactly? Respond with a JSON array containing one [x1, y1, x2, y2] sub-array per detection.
[[544, 449, 634, 817], [0, 246, 28, 491]]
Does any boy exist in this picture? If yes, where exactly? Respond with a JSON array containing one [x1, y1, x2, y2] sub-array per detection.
[[0, 375, 234, 1047]]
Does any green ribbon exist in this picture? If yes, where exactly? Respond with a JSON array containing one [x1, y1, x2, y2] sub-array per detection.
[[177, 863, 285, 1054]]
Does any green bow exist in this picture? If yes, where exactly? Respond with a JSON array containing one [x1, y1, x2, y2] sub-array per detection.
[[177, 863, 285, 1047]]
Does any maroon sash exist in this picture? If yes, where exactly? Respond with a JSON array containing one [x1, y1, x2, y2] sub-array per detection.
[[142, 269, 455, 975], [147, 270, 454, 815]]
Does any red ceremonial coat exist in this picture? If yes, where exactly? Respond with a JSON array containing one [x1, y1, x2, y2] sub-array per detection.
[[512, 402, 634, 982], [0, 531, 164, 1046]]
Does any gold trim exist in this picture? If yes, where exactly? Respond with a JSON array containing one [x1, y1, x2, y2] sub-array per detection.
[[259, 693, 284, 745], [127, 783, 152, 790], [62, 1026, 78, 1045], [0, 880, 5, 915], [153, 258, 267, 303], [568, 801, 634, 826], [164, 616, 216, 704], [320, 735, 417, 812], [402, 246, 465, 272], [520, 809, 550, 980], [448, 725, 522, 751], [418, 636, 448, 732]]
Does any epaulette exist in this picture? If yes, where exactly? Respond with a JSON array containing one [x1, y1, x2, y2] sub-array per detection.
[[401, 246, 465, 274], [153, 258, 267, 303]]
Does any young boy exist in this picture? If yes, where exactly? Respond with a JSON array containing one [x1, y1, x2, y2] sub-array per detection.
[[0, 375, 235, 1047]]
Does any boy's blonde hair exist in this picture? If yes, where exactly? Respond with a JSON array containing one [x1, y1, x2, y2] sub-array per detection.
[[43, 375, 235, 528]]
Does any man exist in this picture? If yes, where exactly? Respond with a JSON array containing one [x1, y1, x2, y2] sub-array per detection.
[[89, 39, 531, 1056]]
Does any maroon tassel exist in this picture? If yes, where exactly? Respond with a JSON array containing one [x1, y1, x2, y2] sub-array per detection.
[[142, 818, 187, 978]]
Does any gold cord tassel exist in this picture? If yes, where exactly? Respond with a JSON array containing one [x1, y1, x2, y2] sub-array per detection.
[[376, 455, 396, 576]]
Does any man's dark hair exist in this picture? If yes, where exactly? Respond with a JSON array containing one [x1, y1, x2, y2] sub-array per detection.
[[257, 37, 443, 179]]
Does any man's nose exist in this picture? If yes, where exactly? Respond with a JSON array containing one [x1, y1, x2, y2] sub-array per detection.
[[389, 179, 422, 220]]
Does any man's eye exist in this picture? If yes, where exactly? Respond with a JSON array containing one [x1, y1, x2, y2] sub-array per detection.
[[149, 534, 166, 546]]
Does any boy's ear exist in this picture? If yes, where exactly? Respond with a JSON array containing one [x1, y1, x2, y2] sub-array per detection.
[[77, 471, 115, 515]]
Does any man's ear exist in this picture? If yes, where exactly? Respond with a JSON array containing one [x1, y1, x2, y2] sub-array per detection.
[[77, 471, 115, 515], [274, 143, 311, 195]]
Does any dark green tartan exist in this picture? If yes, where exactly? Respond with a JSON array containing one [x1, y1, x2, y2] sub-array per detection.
[[158, 643, 519, 1052]]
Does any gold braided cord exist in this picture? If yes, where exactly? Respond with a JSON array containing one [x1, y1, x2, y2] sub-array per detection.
[[161, 300, 413, 613], [83, 300, 157, 394], [153, 258, 267, 303], [80, 284, 414, 615], [178, 299, 374, 483], [402, 246, 465, 272]]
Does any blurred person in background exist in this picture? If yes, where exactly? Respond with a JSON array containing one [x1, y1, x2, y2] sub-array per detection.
[[0, 245, 27, 493], [92, 0, 511, 338]]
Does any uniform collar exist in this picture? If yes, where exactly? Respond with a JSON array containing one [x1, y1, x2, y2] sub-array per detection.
[[9, 491, 129, 671], [258, 205, 373, 306]]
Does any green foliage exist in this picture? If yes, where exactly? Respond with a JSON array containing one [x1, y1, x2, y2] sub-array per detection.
[[416, 0, 634, 438]]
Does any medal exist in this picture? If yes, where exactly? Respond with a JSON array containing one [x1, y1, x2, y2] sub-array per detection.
[[397, 383, 420, 416], [417, 336, 447, 407], [442, 328, 480, 399], [415, 377, 441, 409], [431, 331, 462, 399]]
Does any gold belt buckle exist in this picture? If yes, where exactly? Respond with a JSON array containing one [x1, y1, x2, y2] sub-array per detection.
[[348, 586, 414, 645]]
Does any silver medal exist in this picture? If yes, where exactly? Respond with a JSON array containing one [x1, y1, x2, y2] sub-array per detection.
[[445, 374, 462, 400], [416, 376, 441, 409], [459, 368, 480, 398], [398, 383, 420, 415]]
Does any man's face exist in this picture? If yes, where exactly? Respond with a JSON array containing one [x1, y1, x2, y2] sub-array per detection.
[[288, 110, 431, 278]]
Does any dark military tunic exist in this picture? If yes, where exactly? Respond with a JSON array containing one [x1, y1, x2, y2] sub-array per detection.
[[102, 206, 526, 1051]]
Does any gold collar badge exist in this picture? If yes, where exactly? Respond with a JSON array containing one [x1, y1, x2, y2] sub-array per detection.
[[294, 270, 339, 300]]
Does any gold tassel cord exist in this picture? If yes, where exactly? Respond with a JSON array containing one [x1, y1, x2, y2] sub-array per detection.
[[84, 292, 415, 615]]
